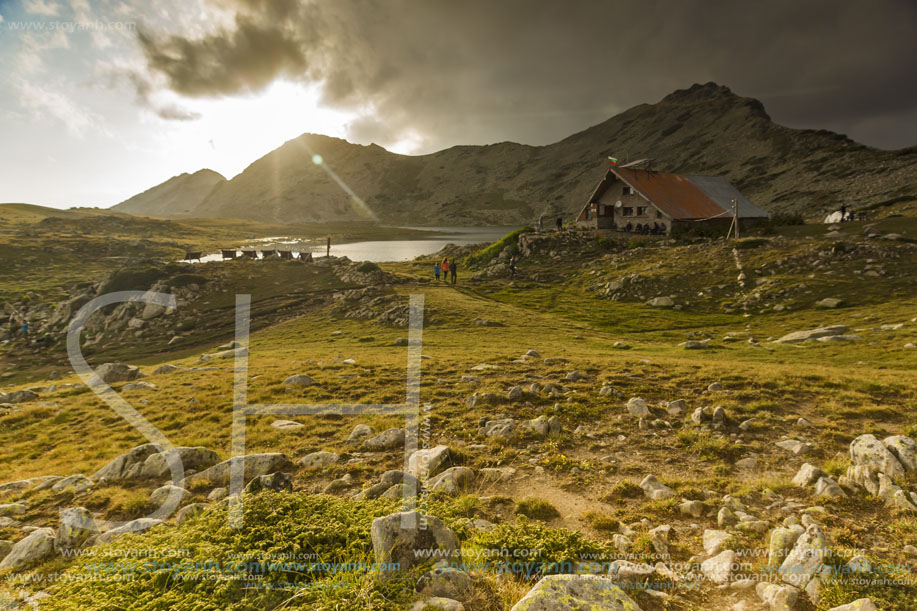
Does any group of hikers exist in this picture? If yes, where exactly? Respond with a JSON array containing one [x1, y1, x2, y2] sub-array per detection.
[[434, 258, 459, 284]]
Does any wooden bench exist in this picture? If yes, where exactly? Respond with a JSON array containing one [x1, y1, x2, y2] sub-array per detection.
[[221, 249, 237, 260], [277, 250, 293, 260], [261, 249, 277, 258], [240, 250, 257, 259], [184, 251, 202, 262]]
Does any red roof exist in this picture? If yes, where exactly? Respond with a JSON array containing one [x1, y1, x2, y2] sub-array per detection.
[[611, 167, 727, 220]]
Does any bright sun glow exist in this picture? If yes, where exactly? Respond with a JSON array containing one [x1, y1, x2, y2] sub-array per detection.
[[155, 81, 358, 180]]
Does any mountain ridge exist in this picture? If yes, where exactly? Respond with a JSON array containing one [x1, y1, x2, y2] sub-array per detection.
[[113, 83, 917, 224]]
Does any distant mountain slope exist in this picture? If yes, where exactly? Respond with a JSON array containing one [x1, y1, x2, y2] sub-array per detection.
[[115, 83, 916, 224], [114, 169, 225, 216]]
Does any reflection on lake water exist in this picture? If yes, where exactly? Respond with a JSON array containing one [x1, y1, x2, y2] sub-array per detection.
[[183, 227, 518, 263]]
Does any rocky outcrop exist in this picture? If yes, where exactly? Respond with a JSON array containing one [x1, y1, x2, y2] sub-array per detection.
[[370, 511, 459, 572], [180, 453, 294, 488]]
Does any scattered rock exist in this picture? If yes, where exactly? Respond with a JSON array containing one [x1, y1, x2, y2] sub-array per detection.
[[850, 434, 906, 480], [0, 389, 38, 404], [626, 397, 650, 418], [701, 550, 736, 584], [370, 511, 459, 571], [347, 424, 377, 443], [0, 528, 55, 571], [825, 599, 877, 611], [640, 475, 674, 500], [703, 529, 733, 555], [408, 445, 450, 478], [140, 447, 220, 479], [92, 443, 163, 481], [793, 463, 828, 487], [54, 508, 97, 552], [776, 439, 813, 455], [815, 298, 844, 309], [245, 472, 293, 493], [775, 325, 849, 344], [271, 420, 304, 430], [98, 518, 163, 544], [417, 566, 473, 601], [756, 582, 799, 611], [176, 503, 207, 525], [282, 374, 315, 386], [509, 574, 644, 611], [90, 362, 142, 384], [181, 453, 294, 488], [780, 524, 829, 586], [363, 428, 405, 451], [298, 451, 340, 469], [51, 474, 94, 494]]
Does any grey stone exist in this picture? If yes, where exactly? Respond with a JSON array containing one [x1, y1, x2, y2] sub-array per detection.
[[825, 599, 878, 611], [55, 507, 97, 552], [90, 362, 142, 384], [98, 518, 163, 544], [347, 424, 377, 443], [780, 524, 829, 586], [271, 420, 304, 430], [703, 529, 732, 555], [282, 374, 315, 386], [140, 447, 220, 479], [0, 389, 38, 404], [507, 386, 524, 401], [51, 474, 93, 494], [814, 477, 846, 499], [417, 566, 473, 601], [150, 484, 187, 506], [850, 434, 906, 480], [481, 418, 516, 438], [509, 574, 643, 611], [0, 528, 55, 571], [370, 511, 459, 571], [815, 298, 843, 309], [701, 550, 736, 584], [776, 439, 813, 455], [626, 397, 650, 418], [299, 451, 340, 469], [792, 463, 828, 487], [640, 474, 674, 500], [756, 582, 799, 611], [181, 453, 294, 488], [775, 325, 849, 344], [768, 525, 804, 569], [428, 468, 475, 496], [0, 503, 26, 517], [244, 472, 293, 493], [411, 598, 464, 611], [92, 443, 163, 481], [363, 428, 405, 451], [176, 503, 207, 525], [883, 435, 917, 478], [408, 445, 450, 478]]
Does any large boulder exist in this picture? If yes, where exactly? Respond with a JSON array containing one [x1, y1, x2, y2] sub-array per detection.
[[780, 524, 829, 587], [55, 507, 98, 552], [883, 435, 917, 478], [92, 443, 163, 481], [849, 434, 906, 481], [181, 453, 294, 488], [701, 550, 736, 584], [768, 525, 805, 569], [370, 511, 459, 572], [139, 447, 221, 480], [509, 574, 643, 610], [0, 528, 55, 571], [90, 362, 142, 385]]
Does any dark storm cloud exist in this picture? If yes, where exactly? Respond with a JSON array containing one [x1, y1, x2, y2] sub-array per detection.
[[135, 0, 917, 150]]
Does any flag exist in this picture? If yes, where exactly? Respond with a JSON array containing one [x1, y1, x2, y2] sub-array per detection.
[[608, 157, 618, 165]]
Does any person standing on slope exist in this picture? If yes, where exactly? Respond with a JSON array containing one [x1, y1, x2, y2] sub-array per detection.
[[450, 259, 458, 285], [434, 262, 440, 281], [441, 258, 450, 281]]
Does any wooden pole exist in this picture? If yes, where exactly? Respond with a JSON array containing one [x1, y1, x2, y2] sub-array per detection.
[[732, 198, 740, 240], [326, 236, 331, 257]]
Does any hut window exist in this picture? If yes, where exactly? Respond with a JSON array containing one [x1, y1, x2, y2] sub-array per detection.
[[623, 186, 634, 195], [637, 206, 648, 216], [622, 206, 633, 217], [656, 211, 663, 219]]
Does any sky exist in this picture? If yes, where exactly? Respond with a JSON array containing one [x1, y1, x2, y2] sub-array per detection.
[[1, 0, 915, 210]]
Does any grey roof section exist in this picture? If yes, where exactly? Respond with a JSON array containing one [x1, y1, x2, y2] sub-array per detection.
[[685, 175, 770, 218]]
